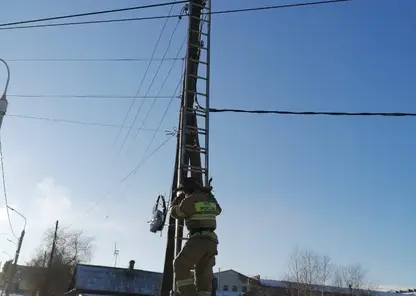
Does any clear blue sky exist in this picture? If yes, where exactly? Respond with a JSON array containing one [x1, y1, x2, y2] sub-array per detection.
[[0, 0, 415, 289]]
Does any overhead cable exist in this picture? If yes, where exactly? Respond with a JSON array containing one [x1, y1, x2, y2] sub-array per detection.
[[0, 0, 353, 31], [66, 132, 176, 229], [122, 68, 184, 184], [206, 107, 416, 117], [116, 2, 181, 152], [124, 20, 185, 154], [0, 138, 18, 240], [0, 1, 188, 28], [8, 94, 179, 100], [6, 113, 173, 131], [5, 57, 182, 63]]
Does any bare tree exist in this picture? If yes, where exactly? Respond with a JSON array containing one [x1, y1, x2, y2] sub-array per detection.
[[286, 248, 333, 296], [319, 255, 332, 286], [331, 264, 372, 295], [26, 227, 94, 296], [342, 264, 366, 294], [332, 266, 344, 288]]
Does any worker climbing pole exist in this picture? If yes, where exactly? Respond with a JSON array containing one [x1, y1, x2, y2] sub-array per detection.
[[158, 1, 217, 296]]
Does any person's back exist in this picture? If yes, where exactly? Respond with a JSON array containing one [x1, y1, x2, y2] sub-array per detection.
[[174, 191, 220, 239], [171, 177, 221, 296]]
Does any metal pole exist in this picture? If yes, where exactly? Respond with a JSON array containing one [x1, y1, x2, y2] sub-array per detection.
[[160, 113, 184, 296], [0, 59, 10, 130], [7, 207, 26, 230], [5, 229, 25, 296], [161, 1, 209, 295], [44, 220, 58, 296], [174, 1, 205, 295], [4, 206, 26, 296], [48, 221, 59, 268]]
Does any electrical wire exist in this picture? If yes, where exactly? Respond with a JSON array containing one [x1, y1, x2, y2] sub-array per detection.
[[206, 107, 416, 117], [0, 1, 188, 28], [8, 94, 179, 100], [0, 0, 353, 31], [61, 37, 185, 229], [5, 57, 182, 63], [66, 14, 184, 227], [121, 67, 184, 184], [0, 138, 18, 240], [211, 0, 351, 16], [66, 132, 176, 229], [0, 14, 177, 31], [126, 10, 206, 155], [116, 2, 183, 152], [8, 107, 415, 131], [125, 20, 185, 155], [6, 113, 173, 131]]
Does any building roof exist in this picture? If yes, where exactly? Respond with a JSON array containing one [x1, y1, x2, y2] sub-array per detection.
[[257, 279, 410, 296], [217, 292, 243, 296], [67, 263, 162, 296], [215, 269, 253, 279]]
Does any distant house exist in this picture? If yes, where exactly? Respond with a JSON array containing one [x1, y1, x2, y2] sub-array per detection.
[[66, 260, 163, 296], [0, 265, 46, 296], [214, 269, 251, 295]]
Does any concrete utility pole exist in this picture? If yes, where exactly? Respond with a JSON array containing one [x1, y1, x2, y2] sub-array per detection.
[[48, 220, 59, 268], [44, 220, 58, 296], [5, 229, 25, 296], [4, 207, 27, 296], [160, 0, 212, 295]]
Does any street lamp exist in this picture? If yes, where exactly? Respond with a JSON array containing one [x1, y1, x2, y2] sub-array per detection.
[[6, 239, 16, 246], [0, 58, 10, 129], [7, 206, 26, 230], [2, 251, 11, 259]]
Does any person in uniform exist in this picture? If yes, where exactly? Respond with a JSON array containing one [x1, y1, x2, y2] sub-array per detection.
[[170, 177, 222, 296]]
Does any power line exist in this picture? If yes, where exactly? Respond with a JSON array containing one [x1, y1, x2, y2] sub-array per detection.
[[116, 2, 182, 152], [122, 70, 184, 184], [207, 107, 416, 117], [0, 138, 18, 240], [0, 14, 176, 31], [101, 61, 185, 220], [125, 19, 185, 154], [0, 0, 353, 31], [8, 94, 179, 100], [66, 133, 176, 229], [6, 113, 174, 131], [211, 0, 352, 16], [5, 57, 182, 63], [0, 1, 188, 28]]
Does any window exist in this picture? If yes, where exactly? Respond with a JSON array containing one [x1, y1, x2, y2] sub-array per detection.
[[232, 286, 238, 292], [242, 286, 247, 293], [223, 285, 229, 291]]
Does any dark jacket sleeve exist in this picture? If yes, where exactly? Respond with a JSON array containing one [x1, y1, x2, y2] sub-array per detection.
[[170, 205, 184, 219], [170, 194, 196, 219]]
